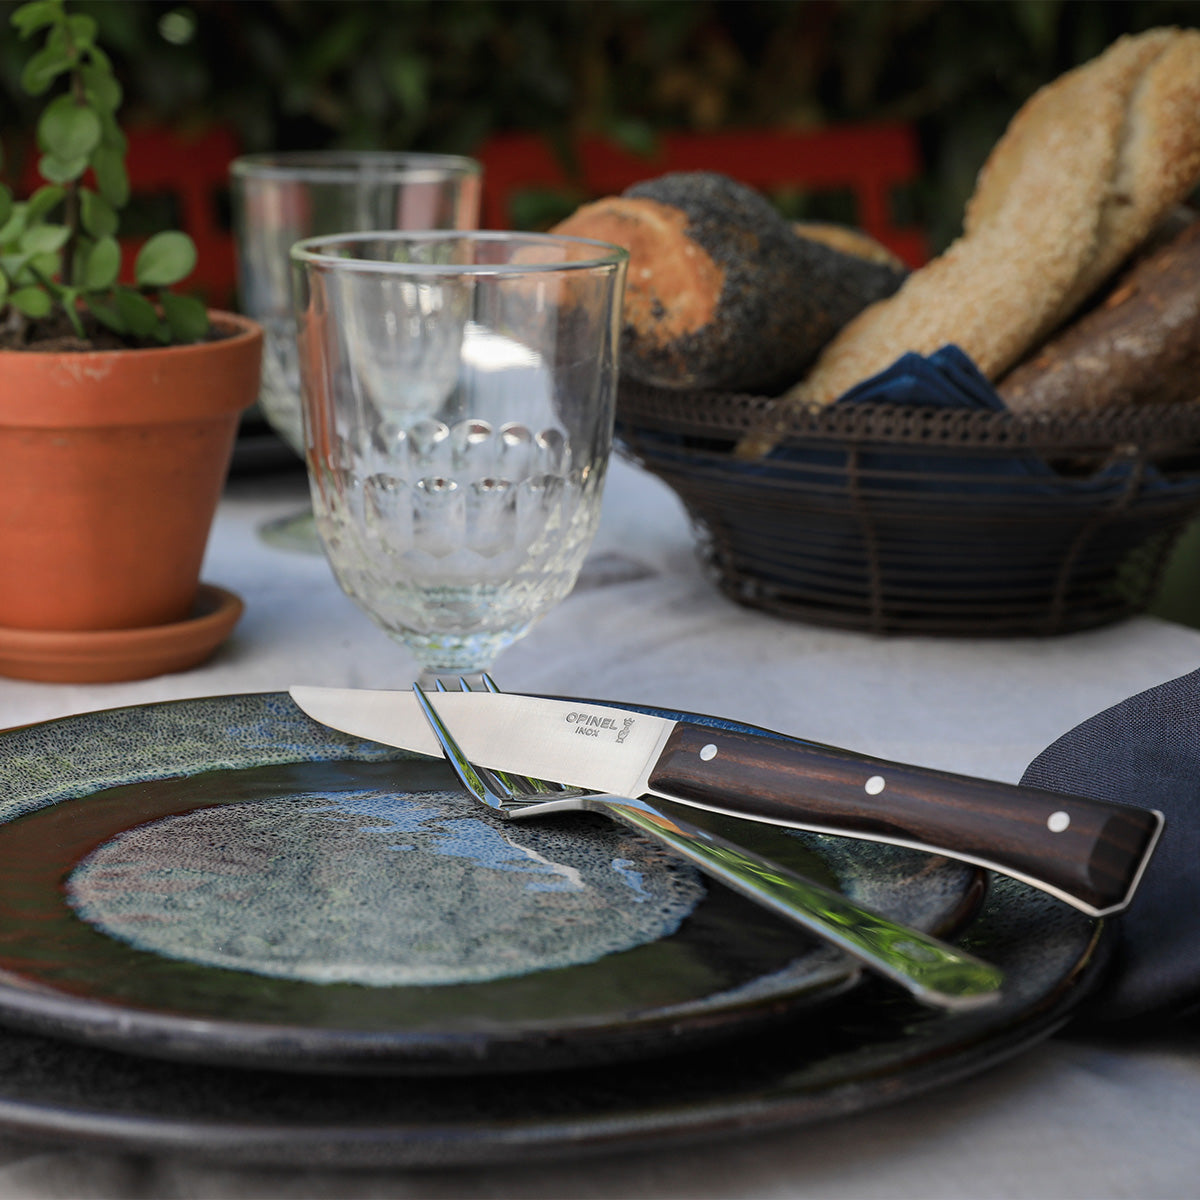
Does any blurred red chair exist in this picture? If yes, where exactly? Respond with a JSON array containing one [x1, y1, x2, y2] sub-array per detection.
[[118, 125, 239, 310], [17, 124, 240, 310], [475, 125, 929, 267]]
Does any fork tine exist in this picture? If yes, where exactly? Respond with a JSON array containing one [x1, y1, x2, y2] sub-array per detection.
[[415, 683, 581, 812], [411, 684, 507, 811]]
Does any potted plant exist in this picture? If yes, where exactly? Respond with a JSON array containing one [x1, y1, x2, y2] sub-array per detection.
[[0, 0, 262, 682]]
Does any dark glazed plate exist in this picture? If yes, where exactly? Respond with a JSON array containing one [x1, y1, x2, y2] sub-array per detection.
[[0, 874, 1103, 1168], [0, 694, 981, 1076]]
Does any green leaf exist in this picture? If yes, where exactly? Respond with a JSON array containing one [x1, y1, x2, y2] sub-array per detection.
[[385, 54, 428, 116], [29, 250, 61, 276], [86, 43, 112, 73], [1, 262, 32, 289], [19, 223, 69, 254], [43, 21, 75, 62], [0, 275, 8, 305], [21, 43, 72, 94], [38, 94, 102, 160], [10, 286, 53, 318], [11, 1, 60, 39], [0, 187, 12, 230], [79, 187, 117, 237], [81, 235, 119, 289], [37, 151, 89, 184], [25, 184, 64, 222], [81, 63, 121, 112], [97, 111, 126, 154], [135, 231, 196, 287], [86, 295, 126, 334], [300, 11, 369, 77], [160, 291, 208, 343], [91, 145, 129, 207], [81, 235, 120, 289], [114, 286, 158, 337], [54, 284, 82, 329], [65, 13, 97, 49], [0, 205, 28, 245]]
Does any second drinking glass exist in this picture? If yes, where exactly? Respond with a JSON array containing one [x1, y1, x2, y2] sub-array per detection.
[[231, 151, 482, 545]]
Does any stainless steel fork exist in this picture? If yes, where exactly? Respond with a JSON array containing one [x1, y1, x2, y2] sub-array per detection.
[[412, 680, 1004, 1010]]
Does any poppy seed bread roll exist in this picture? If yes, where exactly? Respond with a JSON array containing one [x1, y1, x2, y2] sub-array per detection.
[[552, 171, 906, 393]]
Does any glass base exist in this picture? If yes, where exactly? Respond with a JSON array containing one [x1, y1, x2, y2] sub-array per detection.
[[257, 508, 322, 555], [405, 628, 517, 690]]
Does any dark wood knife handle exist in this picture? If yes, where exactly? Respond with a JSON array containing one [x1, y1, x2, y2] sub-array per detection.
[[648, 722, 1163, 916]]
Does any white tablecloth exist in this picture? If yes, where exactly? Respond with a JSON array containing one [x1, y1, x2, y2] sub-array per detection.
[[1, 456, 1197, 1198]]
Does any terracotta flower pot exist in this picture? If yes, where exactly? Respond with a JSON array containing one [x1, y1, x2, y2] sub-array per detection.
[[0, 311, 263, 636]]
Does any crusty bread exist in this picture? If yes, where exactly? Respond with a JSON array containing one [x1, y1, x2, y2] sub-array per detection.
[[968, 28, 1200, 318], [792, 221, 907, 271], [553, 172, 905, 392], [998, 218, 1200, 414], [757, 27, 1200, 432]]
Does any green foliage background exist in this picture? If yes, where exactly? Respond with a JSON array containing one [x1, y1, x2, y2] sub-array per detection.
[[2, 0, 1199, 249]]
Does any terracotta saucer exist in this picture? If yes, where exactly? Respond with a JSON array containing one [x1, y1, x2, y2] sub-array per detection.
[[0, 584, 244, 684]]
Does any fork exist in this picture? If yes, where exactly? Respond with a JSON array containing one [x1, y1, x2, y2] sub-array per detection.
[[413, 679, 1004, 1011]]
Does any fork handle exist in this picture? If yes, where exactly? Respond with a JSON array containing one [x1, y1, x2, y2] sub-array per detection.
[[580, 794, 1003, 1011]]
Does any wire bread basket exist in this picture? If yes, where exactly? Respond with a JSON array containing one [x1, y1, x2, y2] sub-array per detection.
[[616, 380, 1200, 636]]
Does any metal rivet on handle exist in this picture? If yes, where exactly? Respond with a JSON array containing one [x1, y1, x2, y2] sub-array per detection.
[[699, 744, 717, 761], [865, 775, 886, 795], [1047, 811, 1071, 833]]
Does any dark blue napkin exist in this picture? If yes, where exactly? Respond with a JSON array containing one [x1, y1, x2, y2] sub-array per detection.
[[1022, 669, 1200, 1026], [835, 345, 1005, 411], [739, 345, 1200, 506], [735, 346, 1037, 491]]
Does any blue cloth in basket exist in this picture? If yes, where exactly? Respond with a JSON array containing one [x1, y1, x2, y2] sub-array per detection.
[[751, 345, 1198, 502], [836, 345, 1003, 412], [754, 345, 1043, 493]]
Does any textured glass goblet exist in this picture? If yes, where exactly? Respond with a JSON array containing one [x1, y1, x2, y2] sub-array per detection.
[[231, 152, 482, 549], [292, 232, 628, 684]]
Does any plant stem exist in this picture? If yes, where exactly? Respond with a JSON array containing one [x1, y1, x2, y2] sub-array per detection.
[[59, 19, 87, 291]]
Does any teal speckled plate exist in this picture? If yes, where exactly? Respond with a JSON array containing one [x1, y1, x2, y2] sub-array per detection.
[[0, 693, 982, 1076]]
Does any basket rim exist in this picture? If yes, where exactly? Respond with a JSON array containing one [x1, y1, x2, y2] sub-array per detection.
[[616, 380, 1200, 455]]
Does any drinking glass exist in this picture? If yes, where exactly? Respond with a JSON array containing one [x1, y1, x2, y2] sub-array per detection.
[[231, 151, 482, 548], [291, 231, 629, 684]]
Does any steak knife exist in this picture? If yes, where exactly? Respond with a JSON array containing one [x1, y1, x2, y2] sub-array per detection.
[[289, 686, 1163, 917]]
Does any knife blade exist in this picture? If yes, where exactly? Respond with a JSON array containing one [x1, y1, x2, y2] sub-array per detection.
[[289, 686, 1163, 918]]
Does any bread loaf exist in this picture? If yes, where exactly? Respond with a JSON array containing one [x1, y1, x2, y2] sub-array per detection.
[[998, 218, 1200, 414], [758, 27, 1200, 429], [552, 172, 906, 393], [792, 221, 907, 271]]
